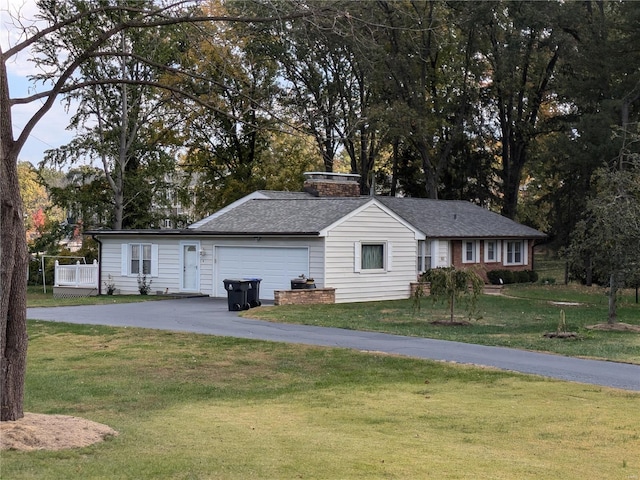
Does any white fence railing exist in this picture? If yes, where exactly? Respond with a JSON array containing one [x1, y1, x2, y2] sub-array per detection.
[[54, 260, 99, 288]]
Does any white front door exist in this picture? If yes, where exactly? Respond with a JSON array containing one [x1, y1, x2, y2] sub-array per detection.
[[181, 242, 200, 292]]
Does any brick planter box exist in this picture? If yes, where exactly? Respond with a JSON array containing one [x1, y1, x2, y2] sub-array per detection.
[[274, 288, 336, 306]]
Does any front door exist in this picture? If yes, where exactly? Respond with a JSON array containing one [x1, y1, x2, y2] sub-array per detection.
[[181, 242, 200, 292]]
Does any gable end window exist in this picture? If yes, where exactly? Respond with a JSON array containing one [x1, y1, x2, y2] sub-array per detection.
[[354, 241, 392, 273], [121, 243, 159, 277]]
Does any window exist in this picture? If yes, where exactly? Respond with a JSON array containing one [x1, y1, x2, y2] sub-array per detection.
[[462, 240, 479, 264], [505, 240, 526, 265], [122, 243, 158, 277], [485, 240, 499, 263], [130, 244, 152, 275], [417, 240, 432, 273], [354, 241, 391, 272], [362, 244, 384, 270]]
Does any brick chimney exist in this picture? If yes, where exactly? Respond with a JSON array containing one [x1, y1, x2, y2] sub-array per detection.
[[303, 172, 361, 197]]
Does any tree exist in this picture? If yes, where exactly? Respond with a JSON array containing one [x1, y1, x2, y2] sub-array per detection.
[[39, 3, 189, 230], [543, 1, 640, 253], [249, 0, 385, 193], [1, 0, 312, 421], [414, 267, 484, 324], [567, 131, 640, 324], [478, 0, 575, 219], [46, 166, 114, 230], [17, 162, 49, 242], [171, 1, 281, 214], [372, 1, 480, 199]]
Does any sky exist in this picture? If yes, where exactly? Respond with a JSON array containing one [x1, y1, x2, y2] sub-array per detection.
[[2, 0, 76, 166]]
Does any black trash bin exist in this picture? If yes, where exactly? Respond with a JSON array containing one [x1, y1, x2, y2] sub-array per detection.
[[223, 279, 251, 311], [243, 278, 262, 307]]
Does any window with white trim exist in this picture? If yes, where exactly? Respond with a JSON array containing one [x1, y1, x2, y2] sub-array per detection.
[[354, 241, 391, 272], [462, 240, 479, 264], [485, 240, 499, 263], [122, 243, 159, 277], [505, 240, 525, 265], [131, 244, 151, 275], [417, 240, 432, 273]]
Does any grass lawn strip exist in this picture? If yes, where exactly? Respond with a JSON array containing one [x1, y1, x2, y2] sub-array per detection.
[[2, 323, 639, 479], [244, 284, 640, 364]]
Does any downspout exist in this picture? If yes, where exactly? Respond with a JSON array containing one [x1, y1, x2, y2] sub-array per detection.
[[531, 240, 538, 272], [92, 234, 103, 295]]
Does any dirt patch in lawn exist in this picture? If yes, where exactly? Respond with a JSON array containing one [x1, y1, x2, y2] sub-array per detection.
[[0, 413, 118, 451], [586, 322, 640, 332]]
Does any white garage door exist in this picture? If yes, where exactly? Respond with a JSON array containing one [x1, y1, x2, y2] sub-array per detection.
[[216, 246, 310, 300]]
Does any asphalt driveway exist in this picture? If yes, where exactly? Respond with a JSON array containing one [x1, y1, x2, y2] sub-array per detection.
[[27, 297, 640, 391]]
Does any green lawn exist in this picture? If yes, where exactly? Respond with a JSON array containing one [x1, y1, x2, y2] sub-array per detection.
[[244, 283, 640, 364], [2, 322, 639, 479], [26, 285, 168, 307], [26, 282, 640, 363]]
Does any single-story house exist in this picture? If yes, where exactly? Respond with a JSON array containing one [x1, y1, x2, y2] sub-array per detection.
[[88, 173, 546, 303]]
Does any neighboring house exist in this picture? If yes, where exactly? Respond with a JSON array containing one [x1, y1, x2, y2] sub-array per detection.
[[88, 173, 546, 303]]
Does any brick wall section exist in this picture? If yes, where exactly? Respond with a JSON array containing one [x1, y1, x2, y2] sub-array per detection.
[[450, 240, 534, 283], [274, 288, 336, 305], [410, 282, 431, 296], [303, 179, 360, 197]]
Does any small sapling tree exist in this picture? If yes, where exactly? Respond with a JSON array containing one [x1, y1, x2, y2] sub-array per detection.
[[414, 267, 484, 324]]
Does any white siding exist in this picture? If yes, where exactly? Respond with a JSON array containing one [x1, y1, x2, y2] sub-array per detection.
[[433, 240, 451, 268], [324, 203, 418, 303], [99, 236, 324, 297], [100, 237, 183, 295]]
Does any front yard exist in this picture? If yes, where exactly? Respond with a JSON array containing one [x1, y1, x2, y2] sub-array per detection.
[[244, 283, 640, 364], [2, 322, 638, 479]]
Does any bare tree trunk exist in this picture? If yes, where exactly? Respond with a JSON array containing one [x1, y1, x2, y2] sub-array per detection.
[[390, 140, 399, 197], [449, 293, 455, 323], [1, 58, 28, 420], [414, 140, 438, 199]]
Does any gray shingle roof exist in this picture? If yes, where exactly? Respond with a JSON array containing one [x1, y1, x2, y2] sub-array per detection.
[[191, 191, 546, 239], [193, 197, 372, 234], [377, 197, 546, 238]]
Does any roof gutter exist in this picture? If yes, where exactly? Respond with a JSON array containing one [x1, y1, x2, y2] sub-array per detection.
[[86, 230, 321, 237]]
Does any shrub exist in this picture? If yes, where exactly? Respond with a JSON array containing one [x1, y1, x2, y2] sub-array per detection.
[[137, 274, 152, 295], [104, 274, 116, 295], [487, 269, 537, 285]]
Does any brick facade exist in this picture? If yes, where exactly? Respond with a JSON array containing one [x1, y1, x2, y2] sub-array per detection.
[[450, 239, 534, 282], [274, 288, 336, 305]]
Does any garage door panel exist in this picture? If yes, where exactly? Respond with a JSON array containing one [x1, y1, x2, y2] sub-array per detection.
[[216, 247, 309, 300]]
